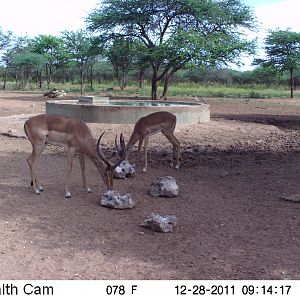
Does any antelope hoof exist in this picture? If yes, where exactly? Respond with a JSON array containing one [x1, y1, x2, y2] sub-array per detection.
[[87, 187, 92, 193], [34, 189, 40, 195], [142, 167, 147, 173], [38, 185, 44, 192], [175, 165, 180, 170], [65, 192, 72, 199], [169, 162, 174, 167]]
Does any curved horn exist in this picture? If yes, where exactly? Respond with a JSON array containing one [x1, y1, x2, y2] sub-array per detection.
[[115, 134, 121, 153], [113, 133, 126, 168], [96, 132, 112, 167]]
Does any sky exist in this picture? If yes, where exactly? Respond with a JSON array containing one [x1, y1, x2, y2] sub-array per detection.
[[241, 0, 300, 69], [0, 0, 299, 69], [0, 0, 99, 36]]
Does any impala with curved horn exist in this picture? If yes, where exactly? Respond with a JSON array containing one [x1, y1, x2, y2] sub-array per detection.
[[24, 114, 125, 198], [126, 111, 180, 172]]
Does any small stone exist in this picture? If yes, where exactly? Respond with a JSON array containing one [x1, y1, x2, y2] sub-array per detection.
[[141, 213, 177, 233], [280, 194, 300, 203], [114, 160, 135, 179], [100, 190, 135, 209], [148, 176, 179, 197]]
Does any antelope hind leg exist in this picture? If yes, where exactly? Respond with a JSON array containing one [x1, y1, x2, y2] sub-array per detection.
[[27, 143, 45, 194]]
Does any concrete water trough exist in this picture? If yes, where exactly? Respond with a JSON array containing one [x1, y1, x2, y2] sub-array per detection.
[[45, 96, 210, 124]]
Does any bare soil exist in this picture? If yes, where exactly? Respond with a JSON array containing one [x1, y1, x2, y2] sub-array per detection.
[[0, 91, 299, 280]]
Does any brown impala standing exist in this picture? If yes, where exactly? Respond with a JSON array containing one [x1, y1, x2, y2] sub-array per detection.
[[126, 111, 180, 172], [24, 114, 126, 198]]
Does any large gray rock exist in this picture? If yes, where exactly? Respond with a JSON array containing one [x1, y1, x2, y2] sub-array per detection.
[[114, 160, 135, 179], [100, 190, 135, 209], [148, 176, 179, 197], [141, 213, 177, 233]]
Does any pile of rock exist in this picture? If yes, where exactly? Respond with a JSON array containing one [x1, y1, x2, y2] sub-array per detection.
[[43, 88, 66, 98], [99, 175, 179, 233]]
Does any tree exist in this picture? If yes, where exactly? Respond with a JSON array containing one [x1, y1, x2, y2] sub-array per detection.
[[107, 37, 137, 90], [0, 27, 12, 50], [0, 28, 14, 89], [62, 30, 99, 94], [10, 52, 47, 89], [1, 36, 29, 90], [87, 0, 256, 99], [29, 35, 66, 89], [254, 29, 300, 98]]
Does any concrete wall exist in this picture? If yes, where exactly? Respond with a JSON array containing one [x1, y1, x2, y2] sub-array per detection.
[[46, 100, 210, 124]]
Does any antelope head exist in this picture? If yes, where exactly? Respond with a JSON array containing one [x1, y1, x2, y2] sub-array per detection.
[[96, 132, 126, 190]]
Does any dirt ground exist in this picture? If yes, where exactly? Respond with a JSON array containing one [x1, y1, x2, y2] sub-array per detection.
[[0, 91, 299, 280]]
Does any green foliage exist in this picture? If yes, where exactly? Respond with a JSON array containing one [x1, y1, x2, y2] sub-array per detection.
[[3, 3, 300, 99], [254, 29, 300, 98], [264, 30, 300, 71], [107, 37, 138, 89], [61, 30, 102, 94], [10, 51, 47, 89], [28, 35, 67, 87], [87, 0, 257, 99], [0, 27, 13, 50], [29, 35, 62, 57]]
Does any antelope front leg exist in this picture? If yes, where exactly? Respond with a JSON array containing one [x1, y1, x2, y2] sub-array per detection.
[[162, 129, 180, 170], [143, 136, 149, 172], [172, 145, 180, 169], [135, 139, 143, 167], [65, 147, 76, 198], [78, 154, 91, 193]]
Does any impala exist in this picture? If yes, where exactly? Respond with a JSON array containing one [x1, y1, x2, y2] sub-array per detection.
[[24, 114, 125, 198], [126, 111, 180, 172]]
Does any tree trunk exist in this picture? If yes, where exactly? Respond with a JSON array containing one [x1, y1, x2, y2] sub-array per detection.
[[160, 67, 180, 100], [15, 72, 18, 89], [80, 72, 84, 94], [290, 68, 294, 98], [161, 73, 171, 100], [122, 71, 128, 90], [90, 64, 93, 91], [80, 61, 84, 95], [138, 69, 144, 88], [151, 76, 158, 100], [151, 65, 159, 100], [38, 71, 42, 89], [46, 64, 50, 89], [62, 68, 66, 84], [3, 68, 7, 90]]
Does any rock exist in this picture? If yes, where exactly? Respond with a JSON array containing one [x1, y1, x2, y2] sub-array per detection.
[[114, 160, 135, 179], [141, 213, 177, 233], [100, 190, 135, 209], [43, 88, 66, 98], [280, 194, 300, 203], [7, 129, 16, 135], [148, 176, 179, 197]]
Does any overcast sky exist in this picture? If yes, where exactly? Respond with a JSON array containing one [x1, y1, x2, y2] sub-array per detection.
[[0, 0, 299, 69], [0, 0, 99, 36]]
